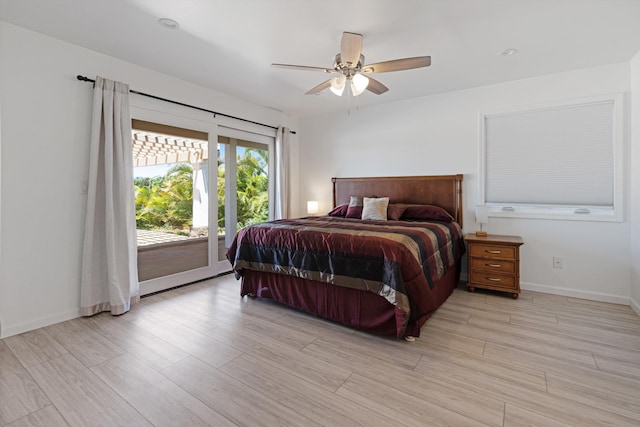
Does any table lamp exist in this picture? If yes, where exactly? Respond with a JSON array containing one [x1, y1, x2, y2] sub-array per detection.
[[307, 200, 319, 215], [475, 205, 489, 237]]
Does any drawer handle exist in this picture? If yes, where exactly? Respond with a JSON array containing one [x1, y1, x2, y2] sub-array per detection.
[[485, 250, 501, 254], [486, 263, 501, 268], [486, 277, 501, 282]]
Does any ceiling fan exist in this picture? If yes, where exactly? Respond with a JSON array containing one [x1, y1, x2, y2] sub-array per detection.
[[272, 31, 431, 97]]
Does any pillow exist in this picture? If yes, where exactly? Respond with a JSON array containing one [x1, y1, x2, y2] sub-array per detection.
[[361, 197, 390, 220], [387, 204, 407, 221], [345, 196, 363, 218], [327, 204, 348, 217], [401, 204, 454, 222]]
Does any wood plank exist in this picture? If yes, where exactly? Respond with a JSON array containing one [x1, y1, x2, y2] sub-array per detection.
[[243, 342, 352, 392], [415, 343, 547, 392], [0, 342, 50, 424], [433, 316, 598, 368], [416, 324, 487, 354], [125, 310, 242, 368], [220, 354, 398, 426], [336, 373, 492, 426], [26, 353, 151, 427], [160, 356, 322, 426], [91, 353, 234, 426], [414, 348, 639, 426], [301, 338, 505, 426], [43, 319, 125, 368], [79, 313, 189, 371], [546, 371, 640, 421], [594, 353, 640, 381], [3, 405, 69, 427], [3, 329, 68, 368], [503, 404, 573, 427]]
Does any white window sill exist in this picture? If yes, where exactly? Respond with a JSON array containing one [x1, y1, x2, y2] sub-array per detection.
[[487, 206, 622, 223]]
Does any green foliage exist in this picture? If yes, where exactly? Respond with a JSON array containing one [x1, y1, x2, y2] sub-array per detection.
[[134, 163, 193, 232], [218, 147, 269, 234], [135, 147, 269, 237]]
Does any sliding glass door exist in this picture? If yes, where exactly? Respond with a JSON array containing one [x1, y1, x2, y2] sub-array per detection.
[[131, 108, 222, 295], [130, 107, 274, 295], [217, 127, 274, 261]]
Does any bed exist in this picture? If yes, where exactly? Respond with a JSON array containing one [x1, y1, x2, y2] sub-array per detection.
[[227, 175, 465, 339]]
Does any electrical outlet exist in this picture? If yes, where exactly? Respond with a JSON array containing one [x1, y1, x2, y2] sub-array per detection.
[[553, 256, 563, 269], [81, 179, 89, 195]]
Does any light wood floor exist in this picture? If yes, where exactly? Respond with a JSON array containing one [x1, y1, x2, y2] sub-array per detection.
[[2, 274, 640, 426]]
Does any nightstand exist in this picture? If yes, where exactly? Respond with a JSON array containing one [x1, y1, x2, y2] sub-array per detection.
[[464, 234, 524, 299]]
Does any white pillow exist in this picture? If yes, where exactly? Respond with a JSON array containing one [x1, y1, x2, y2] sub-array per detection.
[[361, 197, 390, 220]]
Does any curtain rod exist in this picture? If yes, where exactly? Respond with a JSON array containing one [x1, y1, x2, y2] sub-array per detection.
[[76, 75, 296, 135]]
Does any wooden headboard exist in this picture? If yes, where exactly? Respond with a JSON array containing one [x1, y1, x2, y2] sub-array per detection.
[[332, 174, 463, 226]]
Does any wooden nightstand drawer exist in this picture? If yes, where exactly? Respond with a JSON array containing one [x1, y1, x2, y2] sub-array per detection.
[[469, 271, 517, 289], [470, 258, 516, 274], [464, 234, 524, 299], [469, 244, 516, 260]]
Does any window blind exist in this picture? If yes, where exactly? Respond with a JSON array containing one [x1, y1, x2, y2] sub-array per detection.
[[484, 101, 614, 207]]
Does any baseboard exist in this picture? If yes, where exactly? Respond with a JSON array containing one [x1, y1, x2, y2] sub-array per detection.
[[0, 308, 81, 339], [631, 296, 640, 317], [521, 281, 630, 306]]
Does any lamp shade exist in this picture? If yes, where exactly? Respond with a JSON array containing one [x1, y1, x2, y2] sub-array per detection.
[[350, 73, 369, 96], [307, 200, 319, 215], [475, 205, 489, 224], [330, 75, 346, 96]]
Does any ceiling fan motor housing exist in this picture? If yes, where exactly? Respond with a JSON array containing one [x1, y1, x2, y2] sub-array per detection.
[[334, 54, 365, 77]]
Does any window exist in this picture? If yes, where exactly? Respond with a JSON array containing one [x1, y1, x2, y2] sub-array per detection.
[[480, 93, 624, 221]]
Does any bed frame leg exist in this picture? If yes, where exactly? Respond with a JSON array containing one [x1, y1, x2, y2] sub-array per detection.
[[404, 336, 416, 342]]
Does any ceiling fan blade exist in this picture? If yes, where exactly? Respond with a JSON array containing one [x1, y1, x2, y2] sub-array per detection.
[[272, 63, 334, 73], [340, 32, 363, 66], [361, 56, 431, 73], [365, 76, 389, 95], [305, 79, 332, 95]]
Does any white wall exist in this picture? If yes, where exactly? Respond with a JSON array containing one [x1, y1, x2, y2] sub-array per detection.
[[630, 49, 640, 315], [0, 22, 298, 338], [298, 63, 632, 304]]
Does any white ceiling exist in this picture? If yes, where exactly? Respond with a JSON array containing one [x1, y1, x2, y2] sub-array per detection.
[[2, 0, 640, 118]]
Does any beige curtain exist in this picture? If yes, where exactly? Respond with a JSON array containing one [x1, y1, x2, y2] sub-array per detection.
[[274, 126, 290, 219], [80, 76, 139, 316]]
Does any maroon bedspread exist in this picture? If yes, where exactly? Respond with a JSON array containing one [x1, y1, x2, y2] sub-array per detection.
[[227, 217, 465, 333]]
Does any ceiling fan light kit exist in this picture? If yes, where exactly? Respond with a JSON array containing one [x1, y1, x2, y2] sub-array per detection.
[[272, 31, 431, 98], [351, 73, 369, 96], [330, 74, 346, 96], [329, 73, 369, 97]]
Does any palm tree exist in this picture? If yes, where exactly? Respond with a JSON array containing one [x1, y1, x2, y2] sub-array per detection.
[[134, 163, 193, 233], [236, 149, 268, 228], [162, 164, 193, 228]]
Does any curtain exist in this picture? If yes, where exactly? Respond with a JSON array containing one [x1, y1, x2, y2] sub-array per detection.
[[80, 76, 139, 316], [274, 126, 290, 219]]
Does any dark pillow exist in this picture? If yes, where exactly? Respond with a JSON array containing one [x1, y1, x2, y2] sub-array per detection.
[[345, 196, 363, 218], [387, 204, 407, 221], [401, 204, 454, 222], [327, 204, 348, 217]]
